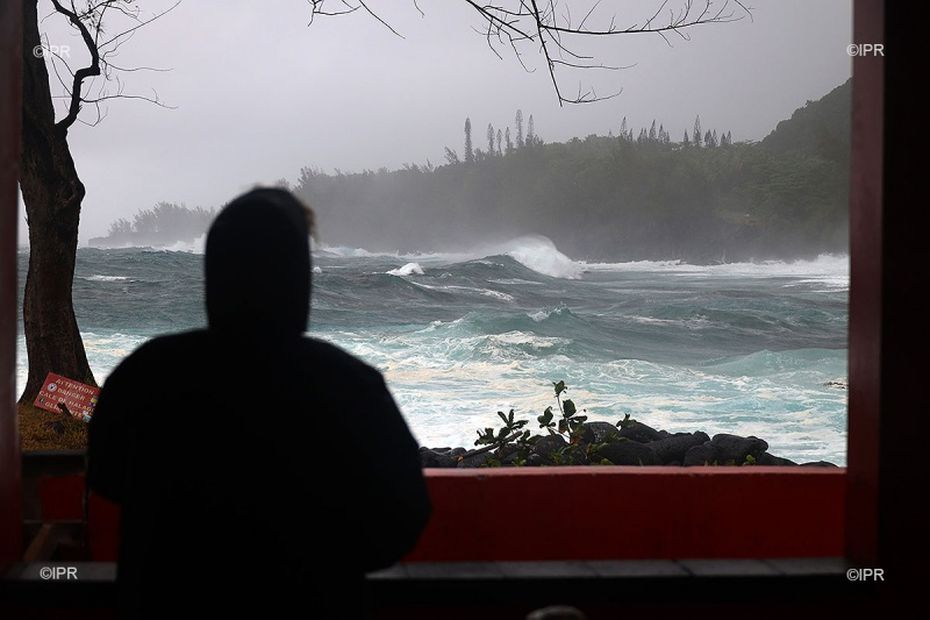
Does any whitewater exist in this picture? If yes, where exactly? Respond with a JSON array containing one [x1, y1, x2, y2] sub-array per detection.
[[16, 236, 849, 464]]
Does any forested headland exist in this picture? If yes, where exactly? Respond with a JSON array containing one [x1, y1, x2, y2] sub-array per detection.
[[93, 79, 850, 263]]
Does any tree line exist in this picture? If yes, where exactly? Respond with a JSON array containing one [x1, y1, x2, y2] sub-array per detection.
[[294, 82, 850, 263]]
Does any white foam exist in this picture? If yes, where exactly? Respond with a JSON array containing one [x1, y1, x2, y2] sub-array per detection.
[[498, 236, 585, 279], [161, 234, 206, 254], [387, 262, 425, 276], [83, 274, 130, 282]]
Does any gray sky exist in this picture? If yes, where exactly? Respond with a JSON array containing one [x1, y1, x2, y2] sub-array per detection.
[[20, 0, 852, 245]]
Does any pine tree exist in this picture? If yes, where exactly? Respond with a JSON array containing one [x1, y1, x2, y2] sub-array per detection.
[[496, 129, 503, 155], [704, 130, 714, 147], [683, 131, 690, 146], [487, 123, 495, 154], [505, 127, 513, 154], [712, 129, 718, 147], [464, 117, 474, 162], [620, 116, 628, 139], [515, 109, 525, 148], [693, 115, 703, 147], [649, 120, 657, 142], [527, 114, 536, 146]]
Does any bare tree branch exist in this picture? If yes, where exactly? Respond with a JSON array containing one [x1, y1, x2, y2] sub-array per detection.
[[307, 0, 752, 105], [39, 0, 181, 131]]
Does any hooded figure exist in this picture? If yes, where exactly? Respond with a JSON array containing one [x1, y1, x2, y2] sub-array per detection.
[[88, 188, 430, 616]]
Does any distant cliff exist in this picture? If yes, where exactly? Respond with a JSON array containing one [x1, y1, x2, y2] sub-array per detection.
[[295, 80, 850, 262]]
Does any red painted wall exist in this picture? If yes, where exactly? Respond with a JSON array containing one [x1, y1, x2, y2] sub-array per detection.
[[408, 467, 846, 561], [39, 467, 846, 563]]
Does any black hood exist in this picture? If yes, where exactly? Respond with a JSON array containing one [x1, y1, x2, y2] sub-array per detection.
[[205, 188, 311, 342]]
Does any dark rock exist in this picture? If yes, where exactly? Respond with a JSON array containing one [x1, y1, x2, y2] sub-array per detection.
[[525, 453, 546, 467], [800, 461, 839, 468], [683, 442, 718, 466], [458, 450, 493, 468], [449, 447, 467, 458], [647, 432, 710, 464], [595, 440, 660, 466], [532, 434, 568, 459], [497, 444, 519, 460], [580, 421, 620, 445], [657, 430, 671, 439], [710, 434, 769, 463], [419, 448, 457, 468], [756, 452, 798, 466], [617, 420, 663, 443]]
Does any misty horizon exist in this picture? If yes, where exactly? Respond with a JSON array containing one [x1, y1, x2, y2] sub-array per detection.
[[15, 0, 852, 246]]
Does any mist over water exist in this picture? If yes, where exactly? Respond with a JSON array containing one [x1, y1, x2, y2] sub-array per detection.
[[17, 238, 848, 464]]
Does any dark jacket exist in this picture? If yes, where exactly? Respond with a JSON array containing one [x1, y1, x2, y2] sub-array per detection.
[[87, 188, 430, 616]]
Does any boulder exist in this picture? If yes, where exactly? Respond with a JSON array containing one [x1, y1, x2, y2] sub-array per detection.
[[458, 450, 493, 468], [595, 440, 660, 466], [683, 442, 718, 466], [710, 434, 769, 463], [756, 452, 797, 466], [418, 447, 457, 468], [532, 434, 568, 459], [580, 421, 621, 445], [525, 453, 546, 467], [647, 432, 710, 464], [800, 461, 839, 467], [617, 420, 663, 443]]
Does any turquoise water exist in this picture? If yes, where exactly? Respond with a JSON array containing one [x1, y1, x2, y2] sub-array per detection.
[[16, 236, 849, 464]]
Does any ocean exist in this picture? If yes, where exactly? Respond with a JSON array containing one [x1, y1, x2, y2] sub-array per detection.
[[16, 236, 849, 464]]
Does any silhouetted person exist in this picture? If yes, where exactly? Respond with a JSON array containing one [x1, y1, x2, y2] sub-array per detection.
[[87, 188, 430, 617]]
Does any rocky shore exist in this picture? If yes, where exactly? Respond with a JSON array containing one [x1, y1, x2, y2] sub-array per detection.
[[420, 420, 838, 468]]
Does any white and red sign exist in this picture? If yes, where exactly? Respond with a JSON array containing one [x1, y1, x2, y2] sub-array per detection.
[[34, 372, 100, 422]]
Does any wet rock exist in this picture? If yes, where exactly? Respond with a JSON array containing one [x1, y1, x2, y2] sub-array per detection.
[[647, 432, 710, 464], [526, 453, 546, 467], [419, 447, 457, 468], [532, 434, 568, 459], [683, 442, 718, 466], [458, 450, 493, 468], [580, 421, 620, 445], [756, 452, 797, 466], [595, 440, 660, 466], [617, 420, 663, 443], [710, 434, 769, 463]]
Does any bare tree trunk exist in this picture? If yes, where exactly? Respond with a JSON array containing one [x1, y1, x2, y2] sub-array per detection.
[[18, 0, 94, 404]]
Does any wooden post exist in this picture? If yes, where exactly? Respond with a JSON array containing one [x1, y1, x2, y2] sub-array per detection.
[[0, 0, 24, 570]]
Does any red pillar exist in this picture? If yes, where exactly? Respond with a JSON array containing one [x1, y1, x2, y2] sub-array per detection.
[[0, 0, 23, 570], [846, 0, 883, 566]]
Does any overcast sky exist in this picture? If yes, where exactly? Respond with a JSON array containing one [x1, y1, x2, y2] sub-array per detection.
[[20, 0, 852, 245]]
